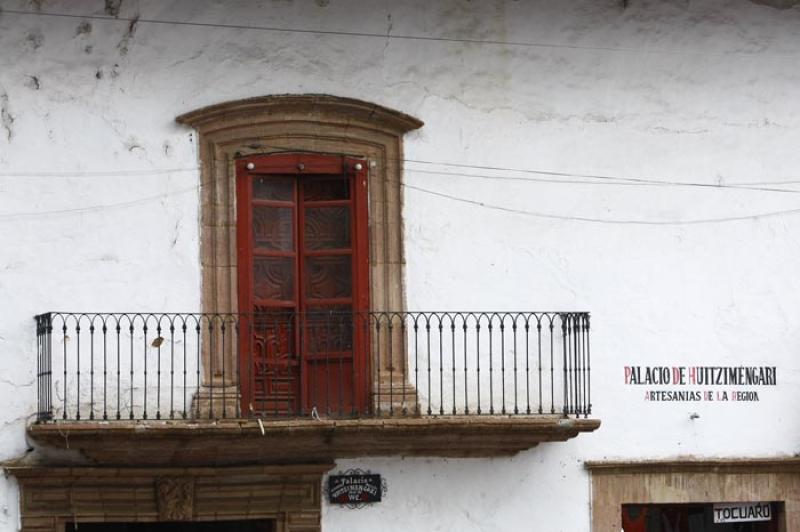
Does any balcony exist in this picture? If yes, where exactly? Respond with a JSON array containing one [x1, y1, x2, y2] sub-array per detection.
[[28, 311, 600, 465]]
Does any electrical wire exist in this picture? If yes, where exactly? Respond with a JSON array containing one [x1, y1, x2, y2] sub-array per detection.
[[403, 167, 800, 195], [0, 11, 796, 223], [1, 8, 796, 58], [0, 184, 199, 220], [4, 175, 799, 226], [402, 182, 800, 226], [256, 141, 800, 193], [6, 154, 800, 194], [0, 167, 199, 177], [4, 146, 800, 224], [3, 150, 800, 224], [404, 159, 800, 193]]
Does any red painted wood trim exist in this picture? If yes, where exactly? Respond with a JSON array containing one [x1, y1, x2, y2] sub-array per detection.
[[235, 153, 371, 416], [244, 153, 345, 175]]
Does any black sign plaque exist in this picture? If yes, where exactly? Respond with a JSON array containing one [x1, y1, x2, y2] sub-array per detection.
[[327, 474, 383, 505]]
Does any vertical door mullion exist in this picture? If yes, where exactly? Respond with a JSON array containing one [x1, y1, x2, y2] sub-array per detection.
[[348, 159, 371, 413], [295, 177, 305, 415]]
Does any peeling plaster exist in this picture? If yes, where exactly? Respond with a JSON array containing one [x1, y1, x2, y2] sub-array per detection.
[[75, 21, 92, 36], [750, 0, 800, 8], [0, 93, 14, 142], [23, 29, 43, 51], [116, 16, 139, 56], [123, 138, 144, 152], [24, 76, 40, 90], [104, 0, 124, 17]]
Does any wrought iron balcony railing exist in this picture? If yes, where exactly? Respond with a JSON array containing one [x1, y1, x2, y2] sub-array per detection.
[[34, 311, 591, 423]]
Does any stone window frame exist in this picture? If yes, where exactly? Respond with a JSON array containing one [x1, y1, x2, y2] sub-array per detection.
[[176, 95, 423, 412], [586, 459, 798, 531]]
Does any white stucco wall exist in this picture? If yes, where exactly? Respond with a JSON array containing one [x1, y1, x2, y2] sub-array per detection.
[[2, 1, 800, 530]]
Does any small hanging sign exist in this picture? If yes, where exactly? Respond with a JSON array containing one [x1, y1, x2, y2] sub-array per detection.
[[713, 502, 772, 523], [326, 470, 386, 507]]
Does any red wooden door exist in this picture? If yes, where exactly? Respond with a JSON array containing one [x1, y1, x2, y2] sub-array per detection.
[[236, 154, 370, 417]]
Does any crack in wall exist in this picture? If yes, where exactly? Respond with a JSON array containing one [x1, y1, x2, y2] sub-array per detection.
[[383, 13, 393, 59], [0, 378, 35, 389]]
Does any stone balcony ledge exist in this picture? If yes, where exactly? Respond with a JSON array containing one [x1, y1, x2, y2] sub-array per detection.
[[27, 416, 601, 466]]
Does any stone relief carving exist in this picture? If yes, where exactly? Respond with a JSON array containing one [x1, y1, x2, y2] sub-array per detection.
[[156, 477, 195, 521]]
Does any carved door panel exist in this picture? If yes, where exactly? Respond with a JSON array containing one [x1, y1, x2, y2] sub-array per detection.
[[245, 175, 300, 415], [237, 154, 370, 417]]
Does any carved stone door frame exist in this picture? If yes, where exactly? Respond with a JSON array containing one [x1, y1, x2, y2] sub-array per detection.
[[176, 95, 423, 416], [9, 464, 332, 532]]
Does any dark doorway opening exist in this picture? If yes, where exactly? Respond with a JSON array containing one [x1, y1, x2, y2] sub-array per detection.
[[622, 503, 783, 532], [66, 520, 275, 532]]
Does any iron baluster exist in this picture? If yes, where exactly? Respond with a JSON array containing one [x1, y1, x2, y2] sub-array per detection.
[[476, 321, 481, 415], [220, 318, 226, 418], [102, 321, 108, 420], [116, 320, 121, 420], [89, 321, 95, 420], [75, 321, 81, 420], [169, 321, 175, 419], [375, 319, 382, 416], [561, 314, 568, 418], [525, 317, 531, 415], [142, 321, 148, 420], [400, 317, 408, 416], [438, 316, 444, 416], [450, 317, 456, 416], [234, 318, 241, 418], [462, 317, 469, 415], [488, 317, 494, 415], [337, 314, 345, 417], [425, 317, 431, 416], [549, 317, 555, 414], [512, 318, 518, 415], [586, 314, 592, 416], [536, 318, 542, 414], [156, 321, 162, 420], [194, 321, 201, 419], [182, 320, 187, 419]]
